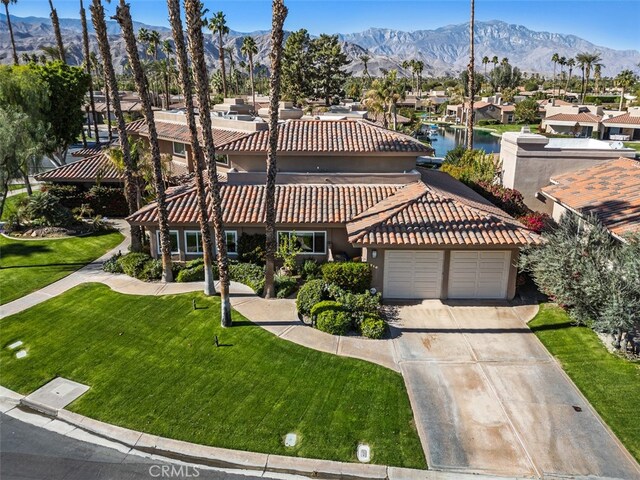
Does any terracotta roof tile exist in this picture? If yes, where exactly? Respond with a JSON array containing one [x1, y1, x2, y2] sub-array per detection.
[[603, 112, 640, 126], [216, 119, 431, 153], [35, 153, 123, 183], [544, 112, 602, 123], [133, 120, 252, 147], [541, 157, 640, 237]]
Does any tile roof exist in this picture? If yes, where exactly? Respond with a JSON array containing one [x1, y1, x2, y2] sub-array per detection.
[[35, 153, 124, 183], [346, 171, 540, 247], [603, 112, 640, 126], [544, 112, 602, 123], [133, 120, 251, 147], [216, 119, 431, 154], [541, 157, 640, 237], [127, 183, 401, 226], [71, 140, 119, 158]]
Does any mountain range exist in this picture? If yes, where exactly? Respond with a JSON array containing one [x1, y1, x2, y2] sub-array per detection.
[[1, 14, 639, 77]]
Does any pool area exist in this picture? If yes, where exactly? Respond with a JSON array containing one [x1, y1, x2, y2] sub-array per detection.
[[426, 126, 502, 157]]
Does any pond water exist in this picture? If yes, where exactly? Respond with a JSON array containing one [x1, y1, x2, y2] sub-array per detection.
[[426, 126, 502, 158]]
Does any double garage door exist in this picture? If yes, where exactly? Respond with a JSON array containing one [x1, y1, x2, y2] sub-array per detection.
[[383, 250, 511, 300]]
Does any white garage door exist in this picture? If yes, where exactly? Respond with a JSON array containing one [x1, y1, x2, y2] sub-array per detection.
[[383, 250, 444, 299], [448, 251, 511, 299]]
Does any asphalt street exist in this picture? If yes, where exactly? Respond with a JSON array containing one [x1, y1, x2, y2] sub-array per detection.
[[0, 413, 264, 480]]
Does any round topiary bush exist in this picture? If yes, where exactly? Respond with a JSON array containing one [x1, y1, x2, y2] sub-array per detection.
[[310, 300, 343, 318], [296, 279, 325, 315], [360, 315, 387, 339], [176, 264, 205, 283], [316, 309, 352, 336]]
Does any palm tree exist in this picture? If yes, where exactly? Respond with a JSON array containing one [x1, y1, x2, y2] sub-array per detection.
[[466, 0, 475, 150], [166, 0, 216, 296], [224, 46, 238, 95], [241, 36, 258, 112], [114, 0, 173, 282], [615, 69, 636, 111], [2, 0, 19, 65], [359, 54, 371, 81], [491, 55, 498, 72], [161, 39, 173, 109], [89, 0, 142, 252], [558, 56, 566, 94], [501, 57, 509, 66], [414, 60, 424, 95], [593, 63, 603, 94], [576, 51, 602, 103], [264, 0, 288, 299], [551, 52, 559, 97], [184, 0, 233, 324], [482, 56, 489, 77], [80, 0, 100, 145], [137, 27, 150, 59], [209, 11, 229, 97], [48, 0, 66, 62], [565, 57, 575, 94]]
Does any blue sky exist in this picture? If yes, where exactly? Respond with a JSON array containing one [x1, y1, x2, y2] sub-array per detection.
[[9, 0, 640, 50]]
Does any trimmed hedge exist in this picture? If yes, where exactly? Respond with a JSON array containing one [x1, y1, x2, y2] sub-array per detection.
[[229, 262, 265, 295], [176, 264, 205, 282], [321, 262, 372, 293], [118, 253, 152, 278], [310, 300, 343, 318], [360, 315, 387, 339], [316, 309, 352, 336], [296, 279, 325, 315]]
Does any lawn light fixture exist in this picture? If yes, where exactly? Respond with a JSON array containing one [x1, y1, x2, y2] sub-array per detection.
[[371, 249, 377, 259]]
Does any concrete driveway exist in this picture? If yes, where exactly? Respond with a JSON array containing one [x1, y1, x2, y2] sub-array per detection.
[[392, 301, 640, 479]]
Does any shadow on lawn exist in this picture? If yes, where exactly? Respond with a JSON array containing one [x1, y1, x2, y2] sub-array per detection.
[[529, 321, 577, 332], [1, 262, 88, 269], [0, 243, 52, 258]]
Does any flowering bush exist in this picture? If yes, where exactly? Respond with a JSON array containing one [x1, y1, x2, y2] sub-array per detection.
[[519, 212, 552, 233], [473, 182, 528, 217]]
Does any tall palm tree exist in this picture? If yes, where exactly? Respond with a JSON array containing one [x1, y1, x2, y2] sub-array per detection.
[[224, 46, 238, 95], [241, 36, 258, 112], [161, 39, 173, 109], [209, 11, 229, 97], [137, 27, 150, 59], [414, 60, 424, 96], [593, 63, 603, 94], [558, 56, 566, 94], [551, 52, 559, 97], [565, 57, 575, 94], [89, 0, 142, 252], [48, 0, 66, 62], [576, 51, 602, 103], [491, 55, 498, 72], [614, 69, 636, 111], [184, 0, 233, 324], [264, 0, 288, 299], [147, 30, 161, 60], [114, 0, 173, 281], [466, 0, 475, 150], [482, 56, 489, 78], [501, 57, 509, 66], [3, 0, 19, 65], [80, 0, 100, 145], [167, 0, 216, 296]]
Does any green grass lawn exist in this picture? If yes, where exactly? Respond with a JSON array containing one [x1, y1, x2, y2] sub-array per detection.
[[478, 123, 540, 135], [529, 304, 640, 462], [8, 184, 25, 191], [0, 231, 123, 304], [1, 193, 27, 221], [0, 284, 425, 467]]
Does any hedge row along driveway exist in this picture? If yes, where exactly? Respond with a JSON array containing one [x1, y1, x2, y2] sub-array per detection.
[[0, 284, 426, 468], [0, 231, 123, 305]]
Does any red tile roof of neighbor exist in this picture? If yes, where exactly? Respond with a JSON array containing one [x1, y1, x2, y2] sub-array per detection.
[[127, 183, 401, 226], [346, 170, 540, 247], [216, 119, 431, 154], [132, 120, 252, 147], [541, 157, 640, 237], [36, 153, 124, 183], [544, 112, 602, 123], [603, 112, 640, 126]]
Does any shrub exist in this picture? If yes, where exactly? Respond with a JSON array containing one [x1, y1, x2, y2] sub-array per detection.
[[441, 149, 497, 185], [301, 259, 322, 280], [176, 264, 205, 282], [86, 186, 129, 217], [360, 314, 387, 339], [41, 184, 85, 210], [519, 212, 553, 234], [237, 233, 266, 265], [326, 284, 381, 324], [321, 262, 372, 293], [25, 192, 74, 227], [310, 300, 343, 318], [103, 253, 124, 274], [472, 181, 528, 217], [140, 259, 163, 281], [275, 275, 298, 298], [117, 252, 153, 278], [316, 309, 352, 336], [276, 233, 302, 274], [296, 279, 325, 315], [477, 119, 499, 126], [229, 262, 265, 295]]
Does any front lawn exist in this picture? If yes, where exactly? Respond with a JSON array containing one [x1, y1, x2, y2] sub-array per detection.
[[529, 304, 640, 462], [0, 231, 123, 304], [0, 284, 425, 468]]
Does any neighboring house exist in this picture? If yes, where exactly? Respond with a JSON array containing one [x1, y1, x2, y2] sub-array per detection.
[[36, 152, 124, 189], [446, 101, 516, 124], [540, 103, 640, 140], [539, 157, 640, 241], [127, 115, 539, 301], [541, 111, 602, 138], [499, 130, 636, 213], [602, 107, 640, 141]]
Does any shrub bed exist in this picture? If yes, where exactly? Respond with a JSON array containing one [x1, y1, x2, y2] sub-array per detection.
[[42, 184, 128, 217], [316, 309, 352, 336], [360, 314, 387, 339], [296, 279, 325, 316], [321, 262, 372, 293], [275, 275, 298, 299]]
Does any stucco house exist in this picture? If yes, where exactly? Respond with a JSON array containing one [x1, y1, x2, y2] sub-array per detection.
[[446, 101, 515, 124], [126, 114, 539, 301]]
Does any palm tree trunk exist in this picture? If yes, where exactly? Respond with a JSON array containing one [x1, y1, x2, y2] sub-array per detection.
[[465, 0, 475, 150], [249, 54, 256, 112], [552, 63, 556, 98], [90, 0, 143, 252], [619, 86, 625, 111], [104, 75, 113, 142], [115, 0, 173, 281], [48, 0, 66, 63], [167, 0, 216, 296], [4, 3, 19, 66], [219, 32, 227, 97], [185, 0, 232, 324], [264, 0, 288, 299], [80, 0, 100, 146]]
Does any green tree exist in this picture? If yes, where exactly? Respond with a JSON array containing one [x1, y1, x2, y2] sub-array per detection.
[[309, 34, 350, 106], [281, 29, 313, 106], [209, 11, 229, 97], [576, 51, 602, 103], [34, 61, 90, 167], [363, 69, 405, 130], [615, 69, 637, 110], [514, 97, 538, 124], [551, 52, 559, 97], [241, 36, 258, 110]]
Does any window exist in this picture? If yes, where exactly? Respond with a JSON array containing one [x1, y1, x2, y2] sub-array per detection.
[[173, 142, 186, 157], [277, 231, 326, 255], [185, 230, 202, 254], [225, 231, 237, 254], [157, 230, 180, 254], [215, 153, 229, 166]]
